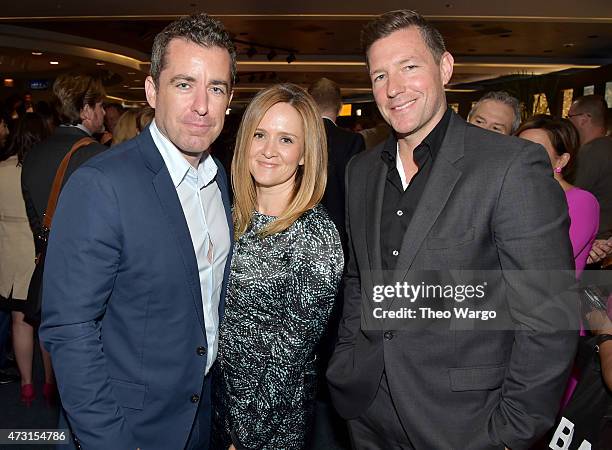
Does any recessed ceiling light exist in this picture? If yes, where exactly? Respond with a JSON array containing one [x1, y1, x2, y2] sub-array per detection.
[[133, 79, 141, 82], [563, 43, 575, 48], [50, 61, 59, 65], [31, 51, 43, 56], [127, 72, 136, 75], [96, 62, 105, 66], [123, 85, 129, 88]]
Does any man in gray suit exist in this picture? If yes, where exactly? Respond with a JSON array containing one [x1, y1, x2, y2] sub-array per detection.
[[327, 10, 578, 450]]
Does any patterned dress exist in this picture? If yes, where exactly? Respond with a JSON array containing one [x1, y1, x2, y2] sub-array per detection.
[[214, 205, 343, 450]]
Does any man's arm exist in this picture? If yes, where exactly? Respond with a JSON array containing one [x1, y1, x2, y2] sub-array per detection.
[[490, 141, 579, 450], [329, 156, 362, 353], [40, 166, 138, 448]]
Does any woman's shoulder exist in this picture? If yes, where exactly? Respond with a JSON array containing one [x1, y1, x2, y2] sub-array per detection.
[[295, 205, 338, 234], [566, 187, 599, 208]]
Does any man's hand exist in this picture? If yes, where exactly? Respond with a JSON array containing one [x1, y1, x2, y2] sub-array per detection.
[[587, 238, 612, 264]]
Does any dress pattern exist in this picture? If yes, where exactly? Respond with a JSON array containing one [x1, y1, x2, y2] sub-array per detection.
[[214, 205, 343, 450]]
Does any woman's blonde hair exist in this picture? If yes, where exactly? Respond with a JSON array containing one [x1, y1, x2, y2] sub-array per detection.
[[111, 108, 140, 146], [232, 83, 327, 238]]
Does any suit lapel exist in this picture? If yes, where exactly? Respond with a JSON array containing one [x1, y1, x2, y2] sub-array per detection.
[[365, 146, 389, 272], [395, 113, 466, 273], [212, 157, 233, 322], [137, 129, 206, 334]]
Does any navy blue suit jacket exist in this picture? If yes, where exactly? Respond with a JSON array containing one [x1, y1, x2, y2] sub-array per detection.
[[40, 127, 233, 449]]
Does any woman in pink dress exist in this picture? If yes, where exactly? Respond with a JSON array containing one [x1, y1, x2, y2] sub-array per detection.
[[516, 115, 599, 276], [517, 115, 599, 408]]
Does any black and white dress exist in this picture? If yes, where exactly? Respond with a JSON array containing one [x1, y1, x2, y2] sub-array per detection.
[[215, 205, 343, 450]]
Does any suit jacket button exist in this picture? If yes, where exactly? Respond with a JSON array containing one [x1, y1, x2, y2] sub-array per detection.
[[197, 346, 207, 356], [191, 394, 200, 403], [384, 331, 394, 340]]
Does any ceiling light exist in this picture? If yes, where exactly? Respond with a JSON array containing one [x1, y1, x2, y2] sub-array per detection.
[[49, 61, 59, 65], [127, 72, 136, 75], [96, 62, 105, 66], [31, 51, 43, 56]]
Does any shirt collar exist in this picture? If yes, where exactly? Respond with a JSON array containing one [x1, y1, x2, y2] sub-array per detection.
[[149, 119, 217, 189], [60, 123, 92, 136], [322, 116, 336, 125]]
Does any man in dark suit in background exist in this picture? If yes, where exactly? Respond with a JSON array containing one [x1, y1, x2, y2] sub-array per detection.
[[307, 78, 364, 450], [308, 77, 364, 252], [21, 72, 108, 259], [40, 14, 235, 450], [327, 10, 577, 450]]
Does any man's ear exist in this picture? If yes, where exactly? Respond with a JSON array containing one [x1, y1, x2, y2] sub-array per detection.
[[145, 76, 157, 109], [439, 51, 454, 86]]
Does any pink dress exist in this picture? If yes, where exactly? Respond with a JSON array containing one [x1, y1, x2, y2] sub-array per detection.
[[566, 187, 599, 275], [561, 187, 599, 408]]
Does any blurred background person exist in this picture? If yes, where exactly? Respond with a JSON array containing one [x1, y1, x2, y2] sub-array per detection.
[[103, 102, 124, 135], [21, 73, 108, 325], [0, 111, 10, 151], [111, 108, 140, 146], [0, 112, 54, 405], [308, 77, 364, 250], [517, 115, 599, 276], [568, 95, 612, 267], [136, 105, 155, 133], [215, 83, 343, 450], [468, 91, 521, 135], [307, 76, 363, 450]]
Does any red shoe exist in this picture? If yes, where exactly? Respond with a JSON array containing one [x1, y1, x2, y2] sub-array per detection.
[[42, 383, 57, 405], [20, 384, 35, 406]]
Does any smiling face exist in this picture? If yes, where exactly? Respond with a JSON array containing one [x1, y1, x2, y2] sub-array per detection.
[[367, 26, 453, 143], [145, 38, 233, 160], [248, 102, 305, 193]]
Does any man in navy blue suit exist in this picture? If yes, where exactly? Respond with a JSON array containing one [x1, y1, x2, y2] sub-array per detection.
[[40, 14, 236, 450]]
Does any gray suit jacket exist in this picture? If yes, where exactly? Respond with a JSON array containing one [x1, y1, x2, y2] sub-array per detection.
[[327, 112, 578, 450]]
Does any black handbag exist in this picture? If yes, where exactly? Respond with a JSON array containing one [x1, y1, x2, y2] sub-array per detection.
[[24, 137, 95, 325]]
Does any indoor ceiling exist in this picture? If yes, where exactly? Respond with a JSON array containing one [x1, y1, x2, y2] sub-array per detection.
[[1, 1, 610, 106]]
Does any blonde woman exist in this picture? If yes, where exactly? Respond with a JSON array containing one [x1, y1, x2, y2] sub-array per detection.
[[111, 108, 140, 146], [215, 83, 343, 450]]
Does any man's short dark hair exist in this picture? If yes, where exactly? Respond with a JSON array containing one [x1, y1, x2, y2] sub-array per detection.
[[571, 95, 607, 128], [52, 73, 105, 125], [308, 77, 342, 116], [150, 13, 236, 87], [361, 10, 446, 64]]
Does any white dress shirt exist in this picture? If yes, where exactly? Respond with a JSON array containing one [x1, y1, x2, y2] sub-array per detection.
[[149, 120, 230, 374]]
